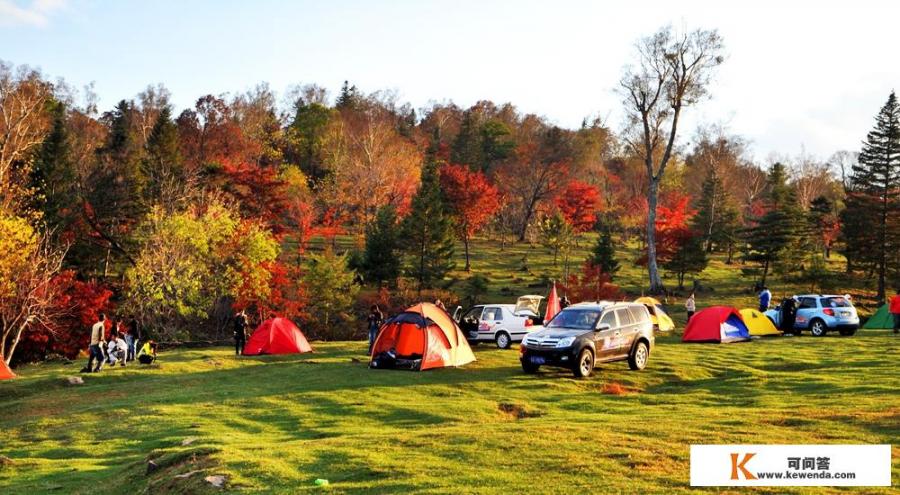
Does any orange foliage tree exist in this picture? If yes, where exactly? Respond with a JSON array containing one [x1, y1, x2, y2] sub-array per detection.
[[439, 163, 501, 270]]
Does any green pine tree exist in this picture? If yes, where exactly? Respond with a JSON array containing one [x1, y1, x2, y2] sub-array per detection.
[[692, 167, 741, 262], [588, 223, 620, 279], [662, 232, 708, 290], [742, 162, 802, 286], [841, 92, 900, 303], [142, 106, 183, 206], [31, 99, 77, 232], [362, 204, 401, 285], [402, 153, 456, 292]]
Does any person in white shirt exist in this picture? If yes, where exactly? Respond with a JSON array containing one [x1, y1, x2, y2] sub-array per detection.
[[685, 292, 696, 322]]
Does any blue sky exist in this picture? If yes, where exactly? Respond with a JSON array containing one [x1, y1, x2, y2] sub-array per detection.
[[2, 0, 899, 160]]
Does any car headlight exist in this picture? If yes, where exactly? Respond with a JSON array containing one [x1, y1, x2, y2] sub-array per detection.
[[556, 337, 575, 348]]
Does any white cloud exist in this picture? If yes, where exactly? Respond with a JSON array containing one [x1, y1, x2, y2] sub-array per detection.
[[0, 0, 67, 27]]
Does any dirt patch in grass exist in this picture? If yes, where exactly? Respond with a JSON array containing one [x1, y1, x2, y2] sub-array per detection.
[[601, 382, 629, 395], [498, 402, 544, 419]]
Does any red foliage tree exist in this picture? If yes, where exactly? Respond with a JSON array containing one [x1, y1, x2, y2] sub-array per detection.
[[562, 262, 623, 303], [438, 163, 501, 270], [637, 192, 696, 265], [554, 180, 600, 233], [13, 271, 114, 363], [218, 161, 290, 235], [233, 261, 305, 321]]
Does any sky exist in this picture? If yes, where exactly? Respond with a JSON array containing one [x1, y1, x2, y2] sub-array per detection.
[[2, 0, 899, 161]]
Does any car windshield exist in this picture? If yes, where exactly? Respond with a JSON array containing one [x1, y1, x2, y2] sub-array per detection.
[[823, 297, 851, 308], [547, 309, 601, 330]]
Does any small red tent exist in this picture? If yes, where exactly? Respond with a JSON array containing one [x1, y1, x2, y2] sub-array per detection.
[[244, 318, 313, 355], [0, 355, 15, 380], [682, 306, 751, 343]]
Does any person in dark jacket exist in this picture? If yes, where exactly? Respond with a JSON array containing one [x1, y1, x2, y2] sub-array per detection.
[[367, 305, 384, 354], [234, 310, 249, 356], [780, 297, 797, 332]]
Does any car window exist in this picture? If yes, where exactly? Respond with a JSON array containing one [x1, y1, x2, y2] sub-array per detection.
[[798, 297, 817, 309], [823, 297, 851, 308], [463, 307, 483, 320], [483, 307, 502, 321], [547, 309, 601, 330], [628, 306, 647, 323], [615, 308, 634, 326], [598, 311, 617, 328]]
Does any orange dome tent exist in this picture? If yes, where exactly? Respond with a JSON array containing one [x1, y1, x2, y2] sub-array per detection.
[[0, 355, 15, 380], [244, 317, 313, 355], [370, 303, 476, 371]]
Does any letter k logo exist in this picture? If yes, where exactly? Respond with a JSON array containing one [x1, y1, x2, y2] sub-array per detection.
[[730, 453, 757, 480]]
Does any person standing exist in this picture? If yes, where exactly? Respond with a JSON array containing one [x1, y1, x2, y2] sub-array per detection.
[[126, 315, 140, 361], [758, 286, 772, 312], [234, 311, 249, 356], [367, 305, 384, 354], [122, 318, 135, 363], [685, 292, 696, 322], [890, 288, 900, 335], [780, 297, 797, 332], [84, 313, 106, 373]]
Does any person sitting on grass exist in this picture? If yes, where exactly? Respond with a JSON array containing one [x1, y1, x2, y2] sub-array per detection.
[[106, 333, 128, 366], [137, 341, 158, 365]]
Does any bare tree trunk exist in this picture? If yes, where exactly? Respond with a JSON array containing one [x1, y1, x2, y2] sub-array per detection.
[[646, 179, 664, 294], [463, 235, 471, 272]]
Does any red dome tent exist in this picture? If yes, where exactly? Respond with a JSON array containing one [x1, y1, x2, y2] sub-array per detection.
[[244, 317, 313, 355], [0, 355, 15, 380], [370, 303, 476, 371], [682, 306, 751, 343]]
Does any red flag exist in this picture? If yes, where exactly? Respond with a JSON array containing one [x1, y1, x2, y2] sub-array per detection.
[[544, 282, 561, 323]]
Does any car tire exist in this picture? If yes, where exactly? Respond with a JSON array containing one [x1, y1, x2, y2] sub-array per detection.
[[495, 332, 511, 349], [809, 319, 827, 337], [521, 360, 540, 374], [573, 348, 594, 378], [628, 341, 649, 371], [838, 328, 856, 336]]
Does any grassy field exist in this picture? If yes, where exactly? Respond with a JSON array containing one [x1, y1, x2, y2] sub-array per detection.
[[1, 334, 897, 494], [2, 235, 897, 493]]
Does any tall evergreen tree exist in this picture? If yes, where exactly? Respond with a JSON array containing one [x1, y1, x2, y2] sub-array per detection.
[[742, 162, 801, 286], [335, 80, 361, 111], [841, 92, 900, 302], [588, 223, 620, 279], [30, 99, 76, 232], [142, 106, 183, 206], [692, 167, 741, 261], [362, 204, 401, 285], [662, 231, 708, 290], [402, 150, 456, 291]]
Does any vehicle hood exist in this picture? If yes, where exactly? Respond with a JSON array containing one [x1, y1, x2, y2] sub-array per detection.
[[526, 327, 591, 339]]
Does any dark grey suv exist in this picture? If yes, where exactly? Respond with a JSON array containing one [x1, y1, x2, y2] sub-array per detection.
[[519, 302, 655, 378]]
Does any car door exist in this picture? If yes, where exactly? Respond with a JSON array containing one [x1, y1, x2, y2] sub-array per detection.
[[480, 306, 503, 339], [795, 297, 818, 329], [594, 310, 620, 360], [624, 306, 646, 349], [612, 308, 636, 359], [459, 306, 483, 340]]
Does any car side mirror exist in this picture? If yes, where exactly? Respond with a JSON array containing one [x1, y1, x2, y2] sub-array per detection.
[[596, 323, 611, 332]]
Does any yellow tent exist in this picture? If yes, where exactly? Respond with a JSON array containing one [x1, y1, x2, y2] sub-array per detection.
[[738, 308, 781, 336], [635, 297, 675, 332]]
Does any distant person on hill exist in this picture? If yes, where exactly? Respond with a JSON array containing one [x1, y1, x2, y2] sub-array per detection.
[[83, 313, 107, 373], [890, 288, 900, 335], [685, 292, 696, 321], [234, 310, 249, 356], [434, 299, 447, 311], [758, 286, 772, 312], [367, 304, 384, 354], [780, 297, 797, 332], [560, 296, 571, 309], [137, 341, 157, 365]]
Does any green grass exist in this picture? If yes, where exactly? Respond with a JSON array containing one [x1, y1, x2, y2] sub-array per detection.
[[2, 235, 897, 493], [1, 335, 897, 494]]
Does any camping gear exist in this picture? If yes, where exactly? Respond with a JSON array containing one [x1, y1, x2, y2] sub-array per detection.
[[739, 308, 781, 336], [682, 306, 751, 343], [634, 296, 676, 332], [0, 355, 15, 380], [514, 295, 544, 317], [370, 302, 475, 371], [244, 317, 313, 356], [862, 304, 893, 329], [545, 283, 561, 323]]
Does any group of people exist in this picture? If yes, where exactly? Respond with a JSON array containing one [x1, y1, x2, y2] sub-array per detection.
[[82, 313, 157, 373]]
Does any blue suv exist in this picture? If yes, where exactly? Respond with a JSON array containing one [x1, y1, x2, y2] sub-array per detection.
[[765, 294, 859, 336]]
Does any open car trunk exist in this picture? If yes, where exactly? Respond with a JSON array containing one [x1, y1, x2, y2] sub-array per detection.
[[514, 295, 544, 317]]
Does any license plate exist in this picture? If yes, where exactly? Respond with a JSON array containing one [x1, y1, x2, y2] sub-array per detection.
[[530, 356, 546, 365]]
